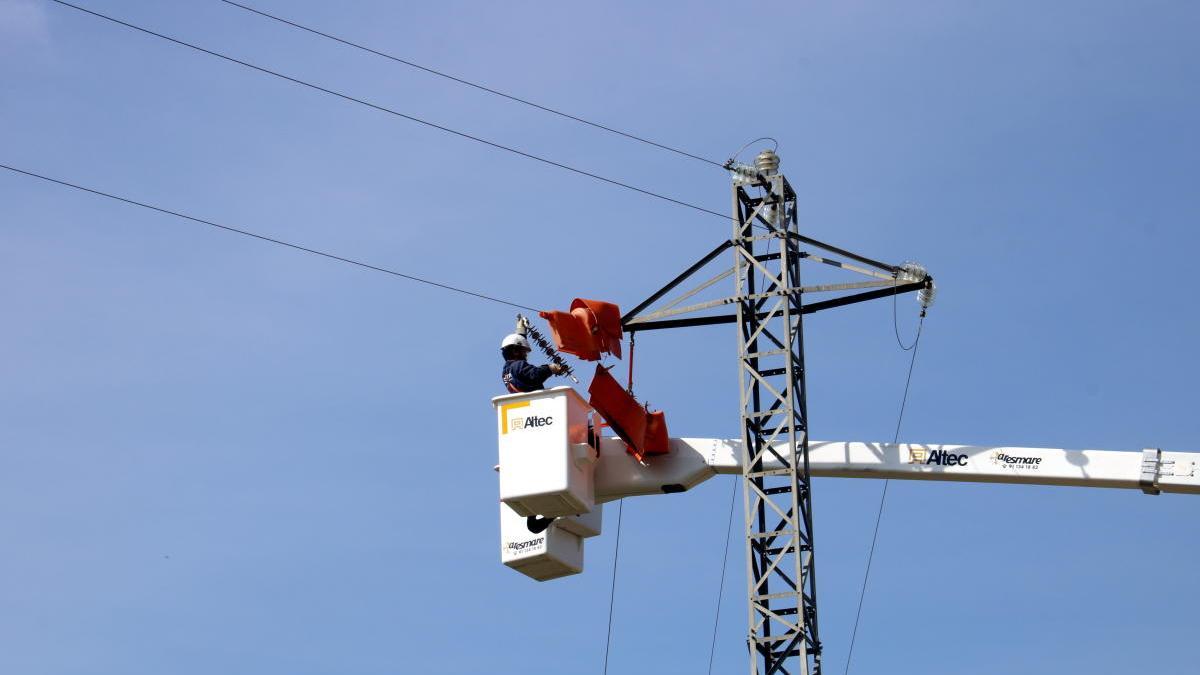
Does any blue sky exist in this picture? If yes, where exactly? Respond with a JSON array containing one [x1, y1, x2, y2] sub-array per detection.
[[2, 1, 1197, 673]]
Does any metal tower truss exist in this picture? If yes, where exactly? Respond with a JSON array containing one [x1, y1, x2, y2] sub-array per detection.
[[622, 160, 932, 675]]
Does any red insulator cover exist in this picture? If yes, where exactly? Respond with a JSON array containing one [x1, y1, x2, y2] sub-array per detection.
[[539, 298, 623, 361], [587, 365, 669, 460], [570, 298, 623, 359], [539, 309, 601, 360]]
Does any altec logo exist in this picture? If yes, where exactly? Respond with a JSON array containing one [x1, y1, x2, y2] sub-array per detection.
[[500, 401, 555, 435], [909, 447, 969, 466], [511, 416, 553, 432]]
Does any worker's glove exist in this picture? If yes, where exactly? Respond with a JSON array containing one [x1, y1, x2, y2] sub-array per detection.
[[549, 363, 567, 375]]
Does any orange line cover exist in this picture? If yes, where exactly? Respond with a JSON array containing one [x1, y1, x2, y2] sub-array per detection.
[[587, 364, 669, 461], [539, 298, 623, 361]]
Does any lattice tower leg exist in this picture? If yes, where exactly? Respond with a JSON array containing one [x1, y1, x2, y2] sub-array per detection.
[[733, 174, 821, 675]]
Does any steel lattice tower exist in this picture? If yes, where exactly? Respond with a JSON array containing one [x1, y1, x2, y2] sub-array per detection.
[[732, 169, 820, 675], [622, 150, 931, 675]]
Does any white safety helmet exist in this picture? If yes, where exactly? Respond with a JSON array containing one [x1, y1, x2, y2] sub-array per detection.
[[501, 333, 531, 351]]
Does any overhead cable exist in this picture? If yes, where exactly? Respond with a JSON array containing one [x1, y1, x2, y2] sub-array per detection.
[[46, 0, 731, 222], [843, 314, 926, 674], [706, 477, 739, 675], [0, 163, 539, 311], [892, 280, 921, 351], [215, 0, 726, 169], [603, 499, 625, 675]]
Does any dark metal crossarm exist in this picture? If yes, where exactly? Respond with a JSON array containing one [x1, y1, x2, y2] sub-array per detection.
[[623, 279, 929, 333]]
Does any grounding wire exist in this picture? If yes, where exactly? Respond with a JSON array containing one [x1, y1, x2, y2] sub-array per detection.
[[842, 313, 925, 675], [0, 163, 539, 312], [706, 476, 740, 675], [215, 0, 727, 169], [603, 498, 625, 675], [46, 0, 732, 223]]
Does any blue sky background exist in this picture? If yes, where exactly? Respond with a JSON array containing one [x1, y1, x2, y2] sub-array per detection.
[[2, 1, 1197, 673]]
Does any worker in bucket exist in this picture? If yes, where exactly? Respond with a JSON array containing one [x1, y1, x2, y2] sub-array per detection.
[[501, 333, 567, 393]]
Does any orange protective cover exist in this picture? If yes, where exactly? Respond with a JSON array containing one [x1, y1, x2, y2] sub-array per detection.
[[587, 365, 669, 460], [570, 298, 623, 359], [539, 298, 623, 361], [539, 309, 601, 360]]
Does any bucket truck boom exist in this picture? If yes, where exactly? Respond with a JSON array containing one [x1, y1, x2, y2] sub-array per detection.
[[494, 387, 1199, 581]]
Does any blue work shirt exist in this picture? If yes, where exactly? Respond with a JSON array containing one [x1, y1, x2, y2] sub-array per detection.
[[503, 359, 553, 393]]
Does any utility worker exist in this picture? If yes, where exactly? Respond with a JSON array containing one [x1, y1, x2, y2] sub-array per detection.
[[501, 333, 567, 393]]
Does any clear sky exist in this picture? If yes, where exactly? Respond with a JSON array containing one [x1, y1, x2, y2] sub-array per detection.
[[2, 1, 1197, 673]]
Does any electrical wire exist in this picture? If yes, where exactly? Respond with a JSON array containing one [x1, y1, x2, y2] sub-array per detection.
[[46, 0, 731, 223], [727, 136, 779, 166], [706, 476, 739, 675], [892, 279, 919, 351], [603, 498, 625, 675], [215, 0, 726, 169], [0, 162, 539, 311], [842, 314, 926, 675]]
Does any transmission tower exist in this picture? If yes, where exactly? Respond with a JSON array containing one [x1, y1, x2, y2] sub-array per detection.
[[622, 150, 932, 675]]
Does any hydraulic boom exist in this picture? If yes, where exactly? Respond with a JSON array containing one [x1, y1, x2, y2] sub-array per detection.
[[494, 387, 1199, 586], [591, 437, 1199, 500]]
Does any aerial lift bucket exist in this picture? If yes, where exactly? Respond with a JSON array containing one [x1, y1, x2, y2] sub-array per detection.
[[493, 387, 605, 581]]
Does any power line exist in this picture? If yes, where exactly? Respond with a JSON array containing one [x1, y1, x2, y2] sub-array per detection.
[[215, 0, 726, 169], [892, 279, 919, 351], [706, 476, 739, 675], [889, 317, 924, 443], [46, 0, 731, 223], [843, 314, 926, 675], [603, 499, 624, 675], [0, 162, 539, 312]]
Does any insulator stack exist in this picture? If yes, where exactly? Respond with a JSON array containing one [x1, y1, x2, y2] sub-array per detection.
[[526, 325, 574, 375]]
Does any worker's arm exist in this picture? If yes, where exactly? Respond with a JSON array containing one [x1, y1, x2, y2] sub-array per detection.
[[511, 360, 556, 386]]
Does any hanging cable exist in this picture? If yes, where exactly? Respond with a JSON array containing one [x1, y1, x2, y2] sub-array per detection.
[[706, 476, 739, 675], [726, 136, 779, 167], [892, 279, 918, 351], [842, 313, 925, 675], [889, 316, 924, 444], [891, 263, 932, 351], [46, 0, 732, 223], [0, 162, 539, 311], [603, 498, 624, 675], [215, 0, 726, 169]]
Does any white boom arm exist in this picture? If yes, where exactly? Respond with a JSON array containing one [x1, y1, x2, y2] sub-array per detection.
[[493, 388, 1198, 581], [593, 437, 1200, 501]]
